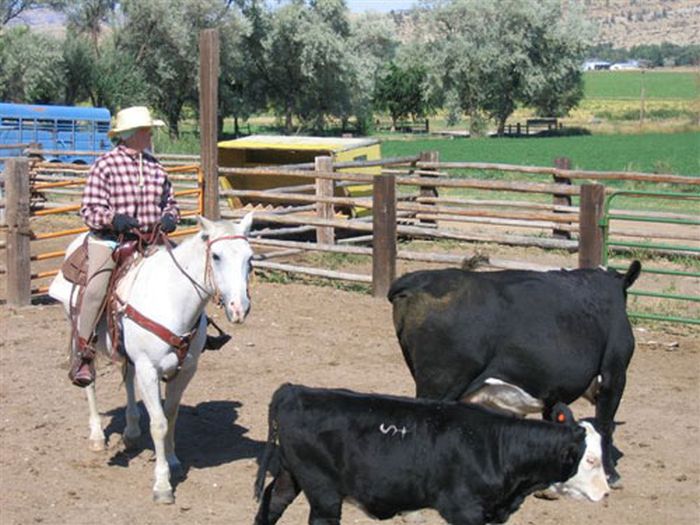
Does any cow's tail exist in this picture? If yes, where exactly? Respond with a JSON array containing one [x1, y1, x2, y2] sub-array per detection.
[[623, 260, 642, 290], [254, 389, 283, 501]]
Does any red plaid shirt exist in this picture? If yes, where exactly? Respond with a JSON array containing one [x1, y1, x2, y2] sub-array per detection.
[[81, 145, 179, 232]]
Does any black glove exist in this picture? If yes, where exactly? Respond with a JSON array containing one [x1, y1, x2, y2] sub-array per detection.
[[112, 214, 139, 234], [161, 214, 177, 234]]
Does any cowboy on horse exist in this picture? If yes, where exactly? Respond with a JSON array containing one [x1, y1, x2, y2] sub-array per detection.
[[69, 106, 179, 387]]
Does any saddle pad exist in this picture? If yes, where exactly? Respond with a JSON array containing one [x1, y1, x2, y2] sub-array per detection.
[[62, 242, 88, 286]]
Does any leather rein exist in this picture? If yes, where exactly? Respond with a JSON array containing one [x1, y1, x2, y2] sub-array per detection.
[[117, 230, 250, 375]]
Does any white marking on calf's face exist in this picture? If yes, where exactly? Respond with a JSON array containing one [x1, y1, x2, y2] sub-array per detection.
[[552, 421, 610, 502]]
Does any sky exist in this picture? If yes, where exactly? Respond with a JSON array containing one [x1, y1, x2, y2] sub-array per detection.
[[346, 0, 417, 13]]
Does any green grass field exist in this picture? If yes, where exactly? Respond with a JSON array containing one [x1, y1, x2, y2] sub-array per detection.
[[381, 132, 700, 176], [584, 71, 699, 100]]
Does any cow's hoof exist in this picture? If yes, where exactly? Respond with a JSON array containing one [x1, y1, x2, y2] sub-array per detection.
[[153, 489, 175, 504], [533, 488, 560, 500], [88, 438, 105, 452], [122, 434, 140, 451], [609, 476, 624, 490]]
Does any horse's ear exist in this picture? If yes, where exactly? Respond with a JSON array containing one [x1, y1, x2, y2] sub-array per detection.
[[198, 216, 215, 233], [238, 211, 254, 237], [198, 216, 215, 240]]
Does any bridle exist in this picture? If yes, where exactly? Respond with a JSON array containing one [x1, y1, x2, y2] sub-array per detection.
[[164, 232, 251, 306]]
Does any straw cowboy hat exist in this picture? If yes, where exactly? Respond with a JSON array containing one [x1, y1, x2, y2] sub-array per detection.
[[108, 106, 165, 138]]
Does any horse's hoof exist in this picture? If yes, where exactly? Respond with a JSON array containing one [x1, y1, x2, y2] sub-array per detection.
[[153, 490, 175, 504], [88, 439, 105, 452]]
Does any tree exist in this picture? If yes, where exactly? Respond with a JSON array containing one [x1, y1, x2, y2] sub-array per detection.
[[373, 62, 433, 128], [241, 0, 357, 133], [0, 25, 63, 102], [419, 0, 592, 135], [348, 12, 400, 132], [115, 0, 213, 136], [88, 35, 151, 113], [61, 33, 94, 104], [294, 0, 355, 132], [63, 0, 116, 53], [220, 0, 269, 136], [527, 68, 584, 118]]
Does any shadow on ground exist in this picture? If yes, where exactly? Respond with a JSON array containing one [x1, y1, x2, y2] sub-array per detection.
[[103, 400, 264, 477]]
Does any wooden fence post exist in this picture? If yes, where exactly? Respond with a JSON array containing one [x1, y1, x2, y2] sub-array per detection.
[[6, 158, 31, 306], [578, 183, 605, 269], [372, 174, 396, 298], [315, 156, 335, 245], [553, 157, 572, 239], [199, 28, 220, 220], [419, 150, 439, 225]]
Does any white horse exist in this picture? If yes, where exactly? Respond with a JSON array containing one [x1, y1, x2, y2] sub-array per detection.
[[49, 213, 254, 504]]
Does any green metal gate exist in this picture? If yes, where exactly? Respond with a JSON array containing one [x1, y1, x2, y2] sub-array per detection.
[[601, 190, 700, 325]]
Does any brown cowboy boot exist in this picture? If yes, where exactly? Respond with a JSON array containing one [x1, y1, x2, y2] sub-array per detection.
[[68, 336, 96, 388]]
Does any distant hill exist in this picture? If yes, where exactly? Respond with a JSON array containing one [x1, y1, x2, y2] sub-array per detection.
[[585, 0, 700, 48], [390, 0, 700, 50], [12, 2, 700, 50]]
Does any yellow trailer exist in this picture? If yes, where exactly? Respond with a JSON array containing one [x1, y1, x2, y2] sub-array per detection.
[[218, 135, 381, 216]]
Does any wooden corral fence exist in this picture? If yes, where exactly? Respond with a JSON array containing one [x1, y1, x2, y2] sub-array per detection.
[[2, 151, 698, 323], [213, 153, 698, 296]]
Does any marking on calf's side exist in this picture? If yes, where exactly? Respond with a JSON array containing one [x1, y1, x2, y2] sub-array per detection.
[[380, 423, 409, 438]]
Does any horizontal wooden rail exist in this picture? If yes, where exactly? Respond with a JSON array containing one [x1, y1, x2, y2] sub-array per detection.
[[418, 161, 699, 186], [221, 209, 579, 251], [416, 196, 579, 212], [396, 175, 581, 195], [33, 204, 80, 216], [396, 201, 579, 223], [250, 237, 561, 273], [254, 259, 371, 283]]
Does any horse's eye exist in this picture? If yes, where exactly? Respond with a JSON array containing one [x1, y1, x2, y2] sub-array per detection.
[[212, 253, 220, 262]]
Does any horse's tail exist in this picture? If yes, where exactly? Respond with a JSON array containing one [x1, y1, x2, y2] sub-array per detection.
[[254, 387, 285, 501]]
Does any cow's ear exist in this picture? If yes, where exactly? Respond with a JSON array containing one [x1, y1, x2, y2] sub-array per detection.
[[550, 402, 575, 426], [624, 260, 642, 290]]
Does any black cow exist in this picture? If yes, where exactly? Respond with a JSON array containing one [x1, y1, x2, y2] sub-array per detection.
[[254, 384, 609, 525], [387, 260, 641, 487]]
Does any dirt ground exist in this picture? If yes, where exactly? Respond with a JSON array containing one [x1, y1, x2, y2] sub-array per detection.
[[1, 275, 699, 525]]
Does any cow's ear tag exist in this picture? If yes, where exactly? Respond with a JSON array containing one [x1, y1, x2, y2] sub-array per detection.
[[550, 402, 574, 425]]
